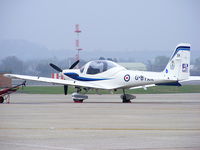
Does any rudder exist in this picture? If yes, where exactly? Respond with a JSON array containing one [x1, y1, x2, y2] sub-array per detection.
[[163, 43, 190, 80]]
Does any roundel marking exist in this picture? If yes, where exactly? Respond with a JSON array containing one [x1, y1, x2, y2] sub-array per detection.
[[124, 74, 130, 82]]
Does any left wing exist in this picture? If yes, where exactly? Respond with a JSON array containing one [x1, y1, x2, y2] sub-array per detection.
[[4, 74, 109, 89]]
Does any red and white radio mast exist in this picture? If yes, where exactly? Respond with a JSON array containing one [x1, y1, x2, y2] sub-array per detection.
[[75, 24, 83, 61]]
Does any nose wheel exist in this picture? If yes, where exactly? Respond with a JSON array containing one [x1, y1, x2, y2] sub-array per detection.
[[72, 92, 88, 103], [73, 99, 84, 103]]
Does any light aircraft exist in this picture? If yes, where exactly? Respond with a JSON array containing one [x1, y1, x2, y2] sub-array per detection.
[[0, 81, 26, 103], [4, 43, 200, 103]]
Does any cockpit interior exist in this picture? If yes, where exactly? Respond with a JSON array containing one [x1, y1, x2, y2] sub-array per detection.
[[80, 60, 117, 75]]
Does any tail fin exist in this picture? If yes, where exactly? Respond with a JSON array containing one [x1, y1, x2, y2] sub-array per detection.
[[163, 43, 190, 80]]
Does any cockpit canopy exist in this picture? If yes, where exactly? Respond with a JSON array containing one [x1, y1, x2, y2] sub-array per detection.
[[81, 60, 118, 75]]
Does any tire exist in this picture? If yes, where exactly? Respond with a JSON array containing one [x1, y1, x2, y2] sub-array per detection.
[[122, 96, 131, 103], [0, 96, 4, 103], [73, 99, 84, 103]]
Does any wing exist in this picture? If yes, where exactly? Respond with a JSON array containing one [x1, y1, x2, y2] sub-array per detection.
[[129, 84, 156, 90], [4, 74, 108, 89], [130, 76, 200, 90]]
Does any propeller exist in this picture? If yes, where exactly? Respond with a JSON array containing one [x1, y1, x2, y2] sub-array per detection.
[[64, 85, 68, 95], [49, 63, 62, 72], [22, 81, 26, 87], [49, 60, 80, 95], [69, 60, 80, 69], [21, 81, 26, 90]]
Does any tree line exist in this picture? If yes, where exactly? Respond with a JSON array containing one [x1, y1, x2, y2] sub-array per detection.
[[146, 56, 200, 75], [0, 56, 200, 76], [0, 56, 86, 77]]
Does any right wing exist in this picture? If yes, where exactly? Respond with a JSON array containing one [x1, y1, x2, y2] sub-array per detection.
[[129, 84, 156, 90]]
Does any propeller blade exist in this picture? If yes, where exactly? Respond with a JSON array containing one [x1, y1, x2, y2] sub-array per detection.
[[22, 81, 26, 87], [49, 63, 62, 72], [64, 85, 68, 95], [21, 81, 26, 90], [69, 60, 80, 69]]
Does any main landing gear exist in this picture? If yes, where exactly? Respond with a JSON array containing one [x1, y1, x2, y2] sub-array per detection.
[[120, 89, 136, 103], [71, 88, 135, 103]]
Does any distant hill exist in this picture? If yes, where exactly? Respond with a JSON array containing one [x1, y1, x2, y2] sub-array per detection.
[[0, 39, 199, 62], [0, 39, 49, 60], [0, 39, 65, 60]]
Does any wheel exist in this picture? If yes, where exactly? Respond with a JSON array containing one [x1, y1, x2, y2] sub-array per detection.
[[123, 99, 131, 103], [73, 99, 84, 103], [0, 96, 4, 103], [122, 95, 131, 103]]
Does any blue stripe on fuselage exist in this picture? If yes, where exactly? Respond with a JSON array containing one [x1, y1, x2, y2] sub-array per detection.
[[64, 72, 110, 81]]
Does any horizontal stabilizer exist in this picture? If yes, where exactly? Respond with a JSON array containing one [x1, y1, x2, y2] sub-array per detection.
[[180, 76, 200, 82]]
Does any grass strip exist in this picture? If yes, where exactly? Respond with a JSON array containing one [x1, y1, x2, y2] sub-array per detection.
[[18, 85, 200, 94]]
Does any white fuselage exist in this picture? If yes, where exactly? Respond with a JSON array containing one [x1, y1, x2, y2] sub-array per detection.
[[62, 65, 176, 90]]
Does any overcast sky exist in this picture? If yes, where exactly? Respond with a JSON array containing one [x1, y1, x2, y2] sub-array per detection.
[[0, 0, 200, 53]]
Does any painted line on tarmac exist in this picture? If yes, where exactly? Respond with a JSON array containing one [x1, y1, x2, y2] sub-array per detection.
[[0, 141, 82, 150], [0, 127, 200, 131]]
